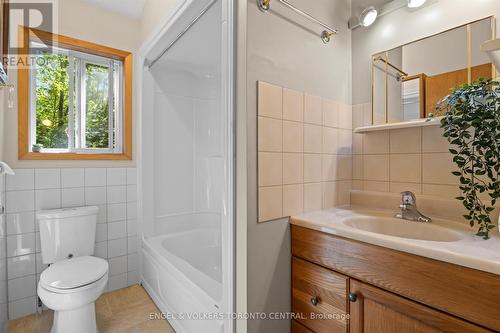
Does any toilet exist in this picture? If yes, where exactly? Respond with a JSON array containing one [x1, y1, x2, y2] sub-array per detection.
[[36, 206, 109, 333]]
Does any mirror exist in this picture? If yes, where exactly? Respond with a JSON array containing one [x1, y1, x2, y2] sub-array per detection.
[[371, 17, 495, 125]]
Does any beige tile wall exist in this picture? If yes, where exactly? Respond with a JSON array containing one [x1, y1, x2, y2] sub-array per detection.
[[257, 81, 352, 222], [352, 103, 461, 198]]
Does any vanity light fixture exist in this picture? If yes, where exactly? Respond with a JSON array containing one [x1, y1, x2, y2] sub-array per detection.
[[360, 6, 378, 27], [407, 0, 427, 8], [349, 0, 429, 30]]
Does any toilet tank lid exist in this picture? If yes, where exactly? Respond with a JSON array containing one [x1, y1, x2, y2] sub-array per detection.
[[36, 206, 99, 220]]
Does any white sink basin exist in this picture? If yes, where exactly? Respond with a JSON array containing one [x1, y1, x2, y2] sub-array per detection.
[[342, 216, 464, 242]]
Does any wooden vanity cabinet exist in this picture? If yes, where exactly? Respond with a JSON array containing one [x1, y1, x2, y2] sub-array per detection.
[[291, 224, 499, 333]]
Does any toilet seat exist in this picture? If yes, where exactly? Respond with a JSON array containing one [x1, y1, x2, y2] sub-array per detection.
[[40, 256, 108, 294], [40, 273, 108, 294]]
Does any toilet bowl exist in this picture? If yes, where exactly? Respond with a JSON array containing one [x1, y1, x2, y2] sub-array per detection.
[[37, 256, 109, 333]]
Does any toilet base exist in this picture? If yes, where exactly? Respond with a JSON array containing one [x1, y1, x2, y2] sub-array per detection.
[[51, 303, 98, 333]]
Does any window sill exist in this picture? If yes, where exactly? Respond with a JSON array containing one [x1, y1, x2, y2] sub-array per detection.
[[19, 152, 132, 160]]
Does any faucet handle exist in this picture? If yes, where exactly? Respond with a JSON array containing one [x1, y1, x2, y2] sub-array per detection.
[[400, 191, 416, 205]]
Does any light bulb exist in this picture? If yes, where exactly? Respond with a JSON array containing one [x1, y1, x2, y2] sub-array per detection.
[[408, 0, 427, 8], [360, 7, 378, 27]]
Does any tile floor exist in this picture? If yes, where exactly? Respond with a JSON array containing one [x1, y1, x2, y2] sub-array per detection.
[[7, 285, 175, 333]]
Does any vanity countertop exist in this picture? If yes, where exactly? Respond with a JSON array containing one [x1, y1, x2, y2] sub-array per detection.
[[290, 206, 500, 276]]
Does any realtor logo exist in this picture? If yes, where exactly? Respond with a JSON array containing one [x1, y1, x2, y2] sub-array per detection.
[[3, 0, 58, 68]]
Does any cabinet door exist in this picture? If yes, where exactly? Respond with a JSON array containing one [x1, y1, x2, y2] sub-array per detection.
[[349, 280, 491, 333], [292, 320, 315, 333], [292, 257, 348, 333]]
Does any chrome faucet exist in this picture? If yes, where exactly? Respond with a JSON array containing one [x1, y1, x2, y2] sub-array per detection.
[[395, 191, 432, 223]]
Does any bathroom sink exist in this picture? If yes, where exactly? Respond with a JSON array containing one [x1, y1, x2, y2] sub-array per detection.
[[342, 216, 464, 242]]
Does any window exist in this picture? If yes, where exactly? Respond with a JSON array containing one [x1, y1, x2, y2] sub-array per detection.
[[18, 27, 132, 160], [31, 43, 122, 152]]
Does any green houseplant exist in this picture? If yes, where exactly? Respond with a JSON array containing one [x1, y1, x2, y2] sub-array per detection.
[[437, 79, 500, 240], [32, 143, 43, 153]]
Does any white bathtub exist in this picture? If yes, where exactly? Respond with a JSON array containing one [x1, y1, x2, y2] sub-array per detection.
[[141, 227, 224, 333]]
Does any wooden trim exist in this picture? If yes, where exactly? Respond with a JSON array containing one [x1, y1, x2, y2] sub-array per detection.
[[17, 26, 133, 160], [28, 28, 130, 60], [122, 53, 133, 160], [291, 225, 500, 332]]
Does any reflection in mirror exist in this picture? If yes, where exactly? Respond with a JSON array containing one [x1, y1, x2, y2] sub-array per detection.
[[371, 17, 495, 125], [402, 74, 425, 120]]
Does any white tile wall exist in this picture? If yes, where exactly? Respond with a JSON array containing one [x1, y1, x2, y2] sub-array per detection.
[[107, 186, 127, 204], [7, 255, 35, 280], [126, 168, 137, 185], [35, 169, 61, 189], [8, 296, 36, 319], [61, 168, 84, 188], [84, 169, 106, 187], [6, 191, 34, 213], [106, 168, 127, 186], [5, 169, 33, 191], [6, 212, 35, 235], [4, 167, 138, 319], [61, 188, 85, 207], [35, 189, 61, 210]]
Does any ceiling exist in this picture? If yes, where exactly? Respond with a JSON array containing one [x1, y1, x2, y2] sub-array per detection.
[[81, 0, 146, 19]]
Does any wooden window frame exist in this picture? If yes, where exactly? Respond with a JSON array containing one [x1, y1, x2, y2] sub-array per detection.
[[18, 26, 133, 160]]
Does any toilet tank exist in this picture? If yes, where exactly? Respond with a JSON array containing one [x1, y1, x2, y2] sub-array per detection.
[[37, 206, 99, 264]]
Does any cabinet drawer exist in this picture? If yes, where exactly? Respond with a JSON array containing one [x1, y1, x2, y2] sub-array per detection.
[[292, 257, 348, 333]]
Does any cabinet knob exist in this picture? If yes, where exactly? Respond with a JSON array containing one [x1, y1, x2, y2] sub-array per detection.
[[310, 296, 319, 306], [348, 293, 357, 302]]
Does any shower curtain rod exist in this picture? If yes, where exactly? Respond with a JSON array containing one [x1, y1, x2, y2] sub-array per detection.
[[257, 0, 338, 43], [148, 0, 217, 69], [374, 56, 409, 77]]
